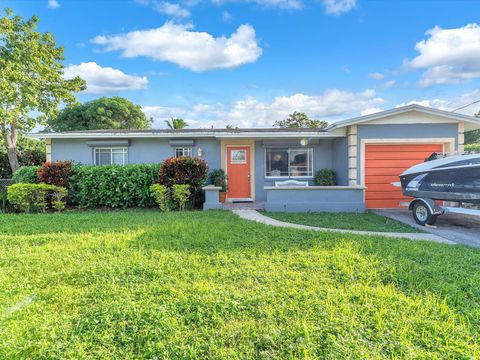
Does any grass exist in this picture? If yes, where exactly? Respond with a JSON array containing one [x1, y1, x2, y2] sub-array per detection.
[[265, 211, 420, 233], [0, 210, 479, 358]]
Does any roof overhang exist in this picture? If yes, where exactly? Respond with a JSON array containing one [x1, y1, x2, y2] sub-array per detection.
[[327, 104, 480, 131], [27, 130, 340, 140]]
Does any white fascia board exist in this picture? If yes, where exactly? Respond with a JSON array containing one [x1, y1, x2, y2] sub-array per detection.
[[215, 132, 336, 139], [327, 104, 480, 130], [27, 132, 338, 139]]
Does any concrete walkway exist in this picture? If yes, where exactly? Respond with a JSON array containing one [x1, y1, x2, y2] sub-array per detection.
[[233, 209, 456, 244], [374, 209, 480, 248]]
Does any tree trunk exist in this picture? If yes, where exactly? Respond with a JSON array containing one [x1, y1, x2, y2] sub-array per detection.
[[4, 128, 19, 175], [7, 146, 20, 174]]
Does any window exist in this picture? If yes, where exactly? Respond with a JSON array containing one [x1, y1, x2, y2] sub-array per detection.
[[265, 148, 313, 178], [230, 149, 247, 163], [94, 147, 128, 165], [175, 147, 193, 158]]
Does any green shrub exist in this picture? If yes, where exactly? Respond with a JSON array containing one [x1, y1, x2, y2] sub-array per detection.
[[12, 166, 41, 184], [314, 168, 337, 186], [209, 169, 227, 192], [150, 184, 169, 211], [70, 163, 161, 208], [38, 161, 73, 187], [157, 157, 207, 207], [171, 184, 191, 211], [7, 183, 67, 213], [465, 143, 480, 153], [0, 179, 13, 213]]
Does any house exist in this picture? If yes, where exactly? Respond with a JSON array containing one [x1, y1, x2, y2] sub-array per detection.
[[29, 104, 480, 212]]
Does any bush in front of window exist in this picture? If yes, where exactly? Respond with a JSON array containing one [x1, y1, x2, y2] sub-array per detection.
[[71, 163, 162, 208], [37, 161, 74, 187], [7, 183, 67, 213], [314, 169, 337, 186], [157, 157, 207, 207], [150, 184, 169, 211], [12, 166, 41, 184]]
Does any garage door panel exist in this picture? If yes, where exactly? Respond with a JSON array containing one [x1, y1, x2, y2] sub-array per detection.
[[365, 152, 437, 160], [366, 199, 408, 209], [365, 143, 443, 209], [366, 191, 411, 200], [366, 183, 400, 192], [365, 167, 412, 176], [365, 175, 401, 184], [365, 144, 444, 152], [365, 159, 430, 168]]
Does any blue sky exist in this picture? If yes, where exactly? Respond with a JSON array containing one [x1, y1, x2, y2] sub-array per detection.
[[4, 0, 480, 127]]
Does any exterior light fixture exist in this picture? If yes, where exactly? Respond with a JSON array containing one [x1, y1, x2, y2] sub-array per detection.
[[197, 147, 204, 157], [300, 138, 309, 146]]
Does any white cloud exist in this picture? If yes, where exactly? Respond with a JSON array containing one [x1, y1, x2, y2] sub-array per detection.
[[47, 0, 60, 9], [213, 0, 302, 10], [395, 89, 480, 116], [322, 0, 356, 15], [155, 2, 191, 17], [142, 88, 384, 128], [64, 62, 149, 94], [222, 10, 232, 22], [384, 79, 396, 88], [92, 22, 262, 71], [361, 107, 383, 116], [136, 0, 190, 17], [368, 72, 384, 80], [406, 24, 480, 87]]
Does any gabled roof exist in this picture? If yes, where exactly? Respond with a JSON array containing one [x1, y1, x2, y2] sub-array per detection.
[[327, 104, 480, 131]]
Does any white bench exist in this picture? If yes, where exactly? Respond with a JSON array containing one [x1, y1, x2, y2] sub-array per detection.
[[275, 180, 309, 187]]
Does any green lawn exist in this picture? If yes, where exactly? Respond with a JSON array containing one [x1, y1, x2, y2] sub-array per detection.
[[1, 210, 479, 358], [265, 211, 420, 233]]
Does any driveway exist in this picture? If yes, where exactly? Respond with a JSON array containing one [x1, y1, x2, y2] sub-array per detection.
[[375, 209, 480, 248]]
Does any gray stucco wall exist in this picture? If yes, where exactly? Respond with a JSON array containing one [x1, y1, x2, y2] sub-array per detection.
[[356, 123, 459, 183], [51, 137, 221, 170], [332, 137, 348, 186], [254, 139, 335, 201], [265, 187, 365, 212]]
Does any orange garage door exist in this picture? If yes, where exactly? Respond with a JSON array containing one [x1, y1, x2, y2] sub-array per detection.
[[365, 143, 443, 209]]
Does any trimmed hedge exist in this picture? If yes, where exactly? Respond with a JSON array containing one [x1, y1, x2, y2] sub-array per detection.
[[465, 143, 480, 153], [7, 183, 67, 213], [12, 166, 41, 184], [70, 164, 161, 208]]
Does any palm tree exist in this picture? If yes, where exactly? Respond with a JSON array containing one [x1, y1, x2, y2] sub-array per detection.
[[165, 117, 188, 129]]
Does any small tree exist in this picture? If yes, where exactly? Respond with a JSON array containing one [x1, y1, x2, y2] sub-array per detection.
[[274, 112, 328, 129], [164, 118, 188, 129], [0, 9, 85, 173]]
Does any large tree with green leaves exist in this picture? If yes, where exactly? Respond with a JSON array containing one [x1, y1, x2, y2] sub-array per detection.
[[0, 9, 85, 173], [0, 134, 45, 178], [47, 97, 151, 132], [164, 118, 188, 129], [274, 112, 328, 129]]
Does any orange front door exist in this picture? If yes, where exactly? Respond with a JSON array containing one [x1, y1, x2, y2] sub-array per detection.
[[365, 143, 444, 209], [227, 146, 250, 199]]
